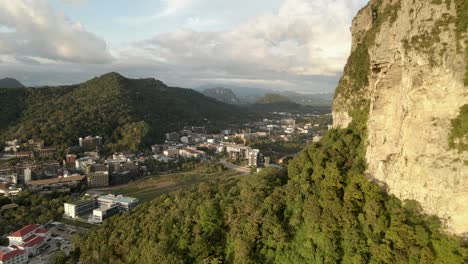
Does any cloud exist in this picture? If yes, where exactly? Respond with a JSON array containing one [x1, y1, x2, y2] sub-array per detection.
[[158, 0, 197, 17], [125, 0, 367, 91], [0, 0, 112, 64], [0, 0, 368, 93]]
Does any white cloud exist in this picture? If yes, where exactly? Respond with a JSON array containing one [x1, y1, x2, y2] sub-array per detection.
[[0, 0, 112, 64], [0, 0, 368, 93], [131, 0, 366, 80], [158, 0, 197, 17]]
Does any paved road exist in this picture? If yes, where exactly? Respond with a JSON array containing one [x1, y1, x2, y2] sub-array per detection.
[[220, 159, 251, 174]]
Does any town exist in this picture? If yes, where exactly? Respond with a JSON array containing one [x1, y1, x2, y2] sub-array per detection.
[[0, 112, 331, 263]]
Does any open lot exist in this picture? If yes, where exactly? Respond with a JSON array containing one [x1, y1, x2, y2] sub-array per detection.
[[95, 169, 244, 202]]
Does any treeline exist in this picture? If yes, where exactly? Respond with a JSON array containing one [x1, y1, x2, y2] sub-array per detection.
[[73, 127, 467, 263], [0, 190, 70, 240]]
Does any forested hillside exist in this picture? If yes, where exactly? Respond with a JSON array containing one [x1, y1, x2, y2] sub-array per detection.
[[0, 73, 254, 151], [74, 124, 467, 263]]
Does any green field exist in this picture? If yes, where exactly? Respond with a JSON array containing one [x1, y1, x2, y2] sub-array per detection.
[[96, 170, 244, 202], [59, 217, 96, 229]]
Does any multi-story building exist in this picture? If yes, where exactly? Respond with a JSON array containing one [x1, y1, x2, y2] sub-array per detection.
[[91, 205, 120, 223], [79, 136, 102, 151], [75, 157, 97, 171], [0, 247, 27, 264], [28, 175, 86, 192], [97, 194, 138, 212], [64, 198, 96, 219], [248, 149, 261, 167], [165, 132, 180, 142], [3, 140, 20, 153], [7, 224, 49, 259], [87, 172, 109, 188], [163, 148, 179, 158], [178, 148, 206, 160]]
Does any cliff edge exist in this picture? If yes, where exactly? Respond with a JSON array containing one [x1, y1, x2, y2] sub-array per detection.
[[333, 0, 467, 235]]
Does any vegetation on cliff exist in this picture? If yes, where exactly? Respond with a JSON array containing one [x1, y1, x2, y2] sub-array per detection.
[[449, 104, 468, 154]]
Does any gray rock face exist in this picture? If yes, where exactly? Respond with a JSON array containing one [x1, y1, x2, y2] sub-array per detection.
[[333, 0, 467, 234]]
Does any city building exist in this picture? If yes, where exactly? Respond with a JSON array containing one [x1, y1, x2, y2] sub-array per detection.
[[75, 156, 97, 171], [248, 149, 261, 167], [65, 154, 77, 165], [97, 194, 139, 212], [163, 148, 179, 158], [64, 198, 96, 219], [178, 148, 206, 160], [28, 175, 86, 192], [87, 172, 109, 188], [165, 132, 180, 142], [7, 224, 49, 258], [91, 205, 120, 223], [7, 225, 42, 246], [79, 136, 102, 151], [0, 247, 27, 264], [3, 140, 20, 153]]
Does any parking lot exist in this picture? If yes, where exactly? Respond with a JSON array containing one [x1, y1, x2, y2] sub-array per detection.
[[28, 221, 87, 264]]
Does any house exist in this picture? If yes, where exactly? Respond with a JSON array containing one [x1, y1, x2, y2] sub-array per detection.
[[64, 198, 96, 219], [0, 247, 27, 264]]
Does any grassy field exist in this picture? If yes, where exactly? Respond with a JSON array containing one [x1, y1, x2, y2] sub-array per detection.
[[96, 169, 243, 202], [59, 217, 96, 229]]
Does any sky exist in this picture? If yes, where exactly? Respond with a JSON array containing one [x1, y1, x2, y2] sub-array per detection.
[[0, 0, 368, 93]]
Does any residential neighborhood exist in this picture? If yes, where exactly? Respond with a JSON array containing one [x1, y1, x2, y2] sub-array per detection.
[[0, 112, 332, 263]]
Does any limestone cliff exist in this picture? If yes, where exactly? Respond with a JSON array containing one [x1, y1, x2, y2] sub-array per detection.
[[333, 0, 467, 235]]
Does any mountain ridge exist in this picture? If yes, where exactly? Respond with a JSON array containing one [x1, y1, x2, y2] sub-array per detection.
[[0, 73, 254, 151], [0, 78, 24, 88]]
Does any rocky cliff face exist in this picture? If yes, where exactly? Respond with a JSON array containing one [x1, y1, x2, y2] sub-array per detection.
[[333, 0, 467, 235]]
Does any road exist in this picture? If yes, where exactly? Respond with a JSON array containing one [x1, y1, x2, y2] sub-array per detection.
[[220, 159, 251, 174]]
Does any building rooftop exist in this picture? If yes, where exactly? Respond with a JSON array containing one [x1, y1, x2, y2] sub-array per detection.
[[0, 247, 25, 261], [66, 198, 95, 206], [8, 224, 40, 238], [28, 175, 85, 186], [98, 194, 138, 204], [21, 235, 44, 248]]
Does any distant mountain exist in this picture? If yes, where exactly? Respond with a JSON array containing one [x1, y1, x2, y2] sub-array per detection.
[[202, 88, 241, 104], [281, 91, 334, 107], [251, 93, 329, 114], [196, 84, 333, 106], [0, 72, 255, 151], [0, 78, 24, 88], [255, 93, 291, 104]]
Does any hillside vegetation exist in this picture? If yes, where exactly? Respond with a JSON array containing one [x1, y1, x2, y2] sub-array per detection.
[[0, 73, 254, 151], [202, 88, 241, 105], [74, 125, 467, 263]]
